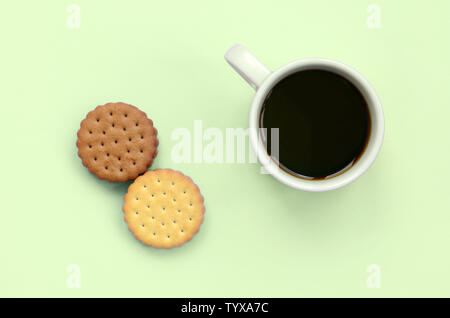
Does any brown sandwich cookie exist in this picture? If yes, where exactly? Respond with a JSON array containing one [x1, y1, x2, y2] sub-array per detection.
[[77, 102, 158, 182]]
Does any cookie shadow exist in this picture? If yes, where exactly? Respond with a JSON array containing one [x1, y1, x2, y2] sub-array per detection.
[[86, 170, 133, 195]]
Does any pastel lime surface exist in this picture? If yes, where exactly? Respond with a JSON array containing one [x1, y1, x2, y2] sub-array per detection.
[[0, 0, 449, 297]]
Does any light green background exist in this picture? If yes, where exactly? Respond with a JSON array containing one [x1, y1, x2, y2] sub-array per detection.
[[1, 0, 449, 297]]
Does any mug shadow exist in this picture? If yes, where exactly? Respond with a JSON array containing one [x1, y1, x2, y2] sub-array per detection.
[[260, 160, 384, 221], [258, 156, 386, 254]]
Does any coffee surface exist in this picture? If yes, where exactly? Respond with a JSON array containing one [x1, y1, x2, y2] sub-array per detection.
[[260, 69, 370, 179]]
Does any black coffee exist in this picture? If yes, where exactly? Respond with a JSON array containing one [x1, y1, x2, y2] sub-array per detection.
[[260, 69, 370, 180]]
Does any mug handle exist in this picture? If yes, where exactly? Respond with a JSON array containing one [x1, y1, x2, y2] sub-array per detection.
[[225, 44, 271, 90]]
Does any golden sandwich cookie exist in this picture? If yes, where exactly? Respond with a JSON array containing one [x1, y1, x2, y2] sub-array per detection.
[[123, 169, 205, 248]]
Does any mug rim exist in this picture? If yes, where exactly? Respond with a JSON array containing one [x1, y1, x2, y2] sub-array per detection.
[[248, 58, 385, 192]]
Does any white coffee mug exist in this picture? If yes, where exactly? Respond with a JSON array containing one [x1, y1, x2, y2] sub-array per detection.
[[225, 44, 384, 192]]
